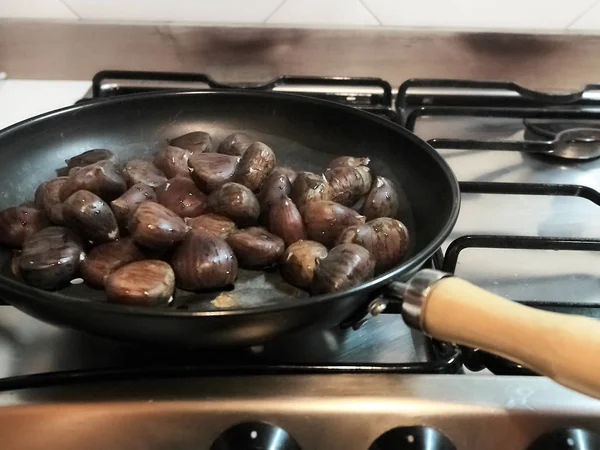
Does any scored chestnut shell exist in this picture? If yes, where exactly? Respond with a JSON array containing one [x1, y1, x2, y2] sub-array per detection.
[[325, 165, 373, 206], [37, 177, 68, 224], [156, 177, 207, 218], [60, 159, 127, 202], [207, 182, 260, 227], [18, 226, 85, 290], [268, 194, 306, 247], [80, 237, 145, 287], [303, 200, 366, 247], [218, 132, 254, 156], [169, 131, 212, 153], [311, 243, 374, 294], [110, 182, 157, 226], [105, 260, 175, 307], [280, 240, 328, 290], [185, 213, 237, 239], [290, 171, 331, 213], [226, 227, 284, 269], [171, 229, 238, 290], [234, 142, 276, 192], [327, 156, 370, 169], [257, 172, 292, 222], [62, 190, 120, 245], [361, 176, 400, 221], [188, 153, 240, 193], [337, 217, 410, 274], [274, 166, 297, 184], [153, 146, 192, 179], [129, 201, 189, 250], [123, 159, 167, 188], [0, 206, 46, 248], [65, 149, 118, 169]]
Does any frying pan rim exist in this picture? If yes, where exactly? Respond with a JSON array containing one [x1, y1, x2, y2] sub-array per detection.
[[0, 89, 460, 318]]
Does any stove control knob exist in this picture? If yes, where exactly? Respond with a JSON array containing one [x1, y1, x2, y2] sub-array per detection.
[[369, 426, 455, 450], [527, 428, 600, 450], [211, 421, 301, 450]]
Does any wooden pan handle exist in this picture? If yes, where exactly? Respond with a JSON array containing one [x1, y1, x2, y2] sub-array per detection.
[[398, 270, 600, 399]]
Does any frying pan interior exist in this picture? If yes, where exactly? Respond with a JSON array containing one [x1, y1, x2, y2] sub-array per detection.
[[0, 91, 458, 344]]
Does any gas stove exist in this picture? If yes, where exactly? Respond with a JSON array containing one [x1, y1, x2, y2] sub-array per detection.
[[0, 71, 600, 449]]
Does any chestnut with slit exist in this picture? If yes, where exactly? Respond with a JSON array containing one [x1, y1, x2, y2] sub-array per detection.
[[207, 182, 260, 227], [36, 177, 68, 224], [226, 227, 285, 269], [325, 165, 372, 206], [273, 166, 297, 184], [122, 159, 167, 188], [290, 171, 331, 214], [18, 226, 85, 290], [280, 240, 328, 290], [153, 146, 192, 179], [128, 201, 188, 250], [0, 206, 46, 247], [65, 149, 118, 169], [361, 176, 400, 221], [169, 131, 212, 153], [311, 243, 374, 294], [62, 190, 119, 245], [59, 159, 127, 202], [105, 260, 175, 306], [171, 228, 238, 290], [185, 213, 237, 239], [218, 132, 253, 156], [110, 183, 157, 226], [303, 200, 366, 247], [156, 177, 207, 218], [268, 194, 305, 247], [326, 156, 370, 169], [234, 142, 276, 192], [80, 237, 145, 287], [188, 153, 240, 193], [337, 217, 410, 274]]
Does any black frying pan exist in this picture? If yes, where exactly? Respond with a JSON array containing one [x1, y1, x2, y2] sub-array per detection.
[[2, 90, 600, 399]]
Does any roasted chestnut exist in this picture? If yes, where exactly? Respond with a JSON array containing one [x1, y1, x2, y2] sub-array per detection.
[[257, 172, 292, 222], [153, 146, 192, 179], [129, 201, 189, 250], [37, 177, 68, 224], [234, 142, 276, 192], [123, 159, 167, 188], [361, 176, 400, 221], [185, 213, 237, 239], [290, 171, 331, 213], [110, 182, 157, 226], [325, 165, 372, 206], [105, 260, 175, 306], [171, 229, 238, 290], [170, 131, 212, 153], [280, 240, 328, 289], [0, 206, 46, 248], [80, 237, 144, 287], [156, 177, 207, 218], [226, 227, 284, 269], [188, 153, 240, 193], [303, 200, 366, 247], [337, 217, 410, 274], [62, 190, 119, 244], [268, 194, 306, 247], [218, 132, 253, 156], [18, 226, 85, 290], [327, 156, 370, 169], [311, 243, 374, 294], [60, 160, 127, 201], [207, 182, 260, 227], [273, 166, 297, 185], [65, 149, 118, 169]]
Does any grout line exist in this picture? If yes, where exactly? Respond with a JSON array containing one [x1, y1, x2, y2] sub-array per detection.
[[359, 0, 382, 25], [58, 0, 82, 20], [566, 0, 600, 29], [263, 0, 288, 23]]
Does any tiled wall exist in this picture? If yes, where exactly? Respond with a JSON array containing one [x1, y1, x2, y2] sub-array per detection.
[[3, 0, 600, 32]]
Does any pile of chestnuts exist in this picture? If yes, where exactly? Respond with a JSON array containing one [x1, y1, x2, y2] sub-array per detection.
[[0, 130, 410, 307]]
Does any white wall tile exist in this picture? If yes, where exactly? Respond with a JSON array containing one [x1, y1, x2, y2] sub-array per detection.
[[569, 1, 600, 30], [62, 0, 282, 23], [363, 0, 598, 30], [267, 0, 378, 26], [0, 0, 78, 20]]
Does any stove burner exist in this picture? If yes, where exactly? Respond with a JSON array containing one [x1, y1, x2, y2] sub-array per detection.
[[523, 119, 600, 160]]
